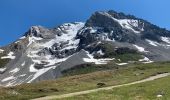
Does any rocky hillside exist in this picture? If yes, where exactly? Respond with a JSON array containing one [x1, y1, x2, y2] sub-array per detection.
[[1, 10, 170, 87]]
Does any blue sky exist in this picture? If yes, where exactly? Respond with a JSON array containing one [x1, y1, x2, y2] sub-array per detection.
[[0, 0, 170, 46]]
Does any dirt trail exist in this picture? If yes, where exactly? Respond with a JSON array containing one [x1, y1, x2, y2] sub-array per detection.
[[32, 73, 170, 100]]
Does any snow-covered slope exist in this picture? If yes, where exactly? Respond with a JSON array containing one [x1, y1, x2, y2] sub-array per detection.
[[1, 10, 170, 87], [0, 22, 87, 86]]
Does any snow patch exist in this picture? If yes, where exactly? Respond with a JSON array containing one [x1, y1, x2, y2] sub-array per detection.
[[1, 76, 16, 82], [1, 52, 15, 59], [116, 63, 128, 66], [29, 63, 37, 72], [157, 94, 163, 98], [146, 39, 170, 48], [117, 19, 141, 33], [83, 51, 114, 64], [89, 27, 99, 33], [19, 74, 26, 77], [161, 37, 170, 44], [44, 57, 68, 67], [139, 56, 153, 63], [27, 36, 43, 47], [146, 39, 158, 46], [0, 68, 6, 72], [20, 36, 26, 39], [139, 57, 150, 62], [10, 68, 20, 73], [4, 80, 17, 87], [28, 62, 58, 83], [15, 41, 20, 44], [143, 60, 154, 64], [97, 49, 105, 55], [0, 49, 4, 53], [133, 45, 148, 52], [27, 66, 56, 83], [21, 61, 25, 66]]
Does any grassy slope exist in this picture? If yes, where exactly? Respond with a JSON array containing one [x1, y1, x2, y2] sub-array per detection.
[[0, 62, 170, 100], [64, 75, 170, 100]]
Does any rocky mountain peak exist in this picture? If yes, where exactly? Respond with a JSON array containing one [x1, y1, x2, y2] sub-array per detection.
[[85, 11, 145, 32], [1, 10, 170, 87], [77, 11, 146, 46], [25, 26, 43, 36], [25, 25, 56, 39]]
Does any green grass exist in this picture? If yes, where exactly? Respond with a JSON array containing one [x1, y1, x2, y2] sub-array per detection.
[[62, 62, 118, 76], [114, 53, 143, 62], [0, 62, 170, 100], [63, 75, 170, 100]]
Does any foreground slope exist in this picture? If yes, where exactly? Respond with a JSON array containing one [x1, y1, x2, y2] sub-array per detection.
[[61, 75, 170, 100], [0, 62, 170, 100], [33, 73, 170, 100]]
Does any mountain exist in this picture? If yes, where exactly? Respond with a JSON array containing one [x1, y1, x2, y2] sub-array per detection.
[[1, 10, 170, 87]]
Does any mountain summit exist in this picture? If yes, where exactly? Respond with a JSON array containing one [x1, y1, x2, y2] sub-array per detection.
[[1, 10, 170, 86]]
